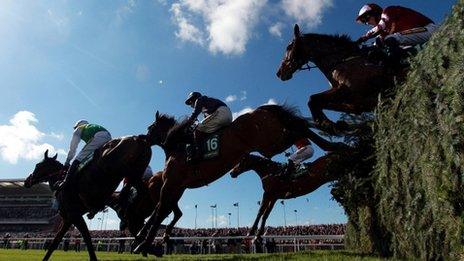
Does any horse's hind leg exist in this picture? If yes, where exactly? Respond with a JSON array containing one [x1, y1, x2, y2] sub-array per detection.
[[256, 199, 277, 238], [43, 219, 71, 261], [249, 194, 270, 237], [73, 215, 97, 261], [163, 204, 182, 242]]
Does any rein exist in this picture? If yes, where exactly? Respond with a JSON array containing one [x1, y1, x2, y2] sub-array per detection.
[[299, 62, 318, 71], [37, 169, 65, 183], [298, 56, 361, 73]]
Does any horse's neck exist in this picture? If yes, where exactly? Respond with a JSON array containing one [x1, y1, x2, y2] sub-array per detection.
[[251, 157, 281, 179], [303, 37, 359, 82]]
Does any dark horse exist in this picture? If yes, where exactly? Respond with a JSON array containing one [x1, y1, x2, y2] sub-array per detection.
[[24, 136, 151, 261], [276, 24, 395, 134], [112, 171, 182, 243], [230, 152, 350, 239], [132, 104, 345, 255]]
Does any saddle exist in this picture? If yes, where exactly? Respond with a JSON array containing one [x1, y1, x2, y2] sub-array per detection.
[[185, 130, 223, 163], [77, 147, 103, 172]]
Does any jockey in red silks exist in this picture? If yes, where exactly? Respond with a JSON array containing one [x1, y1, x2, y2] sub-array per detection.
[[355, 3, 437, 48]]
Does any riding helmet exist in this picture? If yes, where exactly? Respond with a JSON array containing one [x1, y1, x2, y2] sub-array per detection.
[[185, 92, 202, 105], [74, 119, 89, 129], [356, 3, 383, 23]]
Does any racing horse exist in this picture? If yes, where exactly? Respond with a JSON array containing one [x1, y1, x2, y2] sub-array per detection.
[[112, 171, 183, 243], [24, 135, 151, 261], [277, 24, 395, 134], [230, 152, 351, 239], [132, 104, 346, 255]]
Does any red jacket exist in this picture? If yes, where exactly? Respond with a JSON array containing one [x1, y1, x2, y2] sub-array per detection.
[[294, 138, 310, 149], [364, 6, 434, 39]]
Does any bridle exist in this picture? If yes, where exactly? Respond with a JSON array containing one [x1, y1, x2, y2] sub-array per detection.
[[30, 169, 64, 184]]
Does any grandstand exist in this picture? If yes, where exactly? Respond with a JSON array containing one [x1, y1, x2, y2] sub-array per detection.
[[0, 179, 60, 233]]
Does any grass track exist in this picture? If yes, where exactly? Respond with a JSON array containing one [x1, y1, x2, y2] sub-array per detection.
[[0, 249, 384, 260]]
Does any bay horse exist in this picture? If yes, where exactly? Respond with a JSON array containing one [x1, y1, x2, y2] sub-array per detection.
[[112, 171, 182, 243], [24, 135, 151, 261], [132, 104, 346, 255], [230, 152, 349, 239], [276, 24, 395, 134]]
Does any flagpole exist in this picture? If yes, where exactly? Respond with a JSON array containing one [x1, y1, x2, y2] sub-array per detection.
[[233, 202, 240, 228], [210, 205, 214, 229], [194, 204, 198, 229], [281, 200, 287, 227]]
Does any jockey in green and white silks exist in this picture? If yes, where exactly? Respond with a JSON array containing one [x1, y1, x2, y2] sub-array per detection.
[[60, 119, 112, 192]]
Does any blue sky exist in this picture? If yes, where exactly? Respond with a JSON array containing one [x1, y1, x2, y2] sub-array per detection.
[[0, 0, 456, 230]]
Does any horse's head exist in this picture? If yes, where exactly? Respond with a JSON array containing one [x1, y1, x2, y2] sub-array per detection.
[[277, 25, 358, 81], [147, 111, 177, 146], [24, 150, 63, 188], [230, 154, 255, 178], [276, 24, 308, 81]]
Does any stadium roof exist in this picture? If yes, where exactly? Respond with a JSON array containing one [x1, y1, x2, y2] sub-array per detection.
[[0, 179, 53, 197]]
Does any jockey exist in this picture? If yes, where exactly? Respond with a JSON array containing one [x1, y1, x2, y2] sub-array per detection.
[[185, 92, 232, 145], [355, 4, 437, 48], [282, 138, 314, 177], [60, 120, 112, 191]]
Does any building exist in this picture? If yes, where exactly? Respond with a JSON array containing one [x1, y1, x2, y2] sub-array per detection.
[[0, 179, 60, 233]]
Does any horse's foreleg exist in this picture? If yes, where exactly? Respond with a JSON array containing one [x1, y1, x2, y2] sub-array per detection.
[[308, 91, 333, 125], [163, 204, 183, 242], [256, 199, 277, 238], [249, 194, 269, 237], [133, 203, 159, 249], [73, 215, 97, 261], [136, 186, 184, 256], [43, 219, 71, 261]]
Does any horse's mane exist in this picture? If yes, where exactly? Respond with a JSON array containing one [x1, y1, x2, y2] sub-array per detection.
[[303, 33, 359, 51], [157, 113, 177, 128], [163, 117, 191, 149]]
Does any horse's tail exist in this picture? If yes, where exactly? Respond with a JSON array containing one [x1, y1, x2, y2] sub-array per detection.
[[257, 104, 346, 152], [257, 104, 310, 135]]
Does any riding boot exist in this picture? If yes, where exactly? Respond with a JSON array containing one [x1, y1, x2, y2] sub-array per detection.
[[279, 160, 295, 181], [58, 160, 80, 192], [191, 130, 205, 163], [384, 38, 403, 70]]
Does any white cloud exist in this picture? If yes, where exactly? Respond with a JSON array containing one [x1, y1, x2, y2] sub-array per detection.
[[156, 0, 168, 6], [281, 0, 333, 28], [232, 107, 253, 120], [269, 22, 284, 38], [49, 132, 64, 141], [170, 0, 267, 55], [0, 111, 65, 164], [263, 98, 277, 105], [225, 95, 237, 103], [171, 3, 205, 46], [206, 214, 228, 227], [158, 80, 164, 85], [135, 64, 150, 82]]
